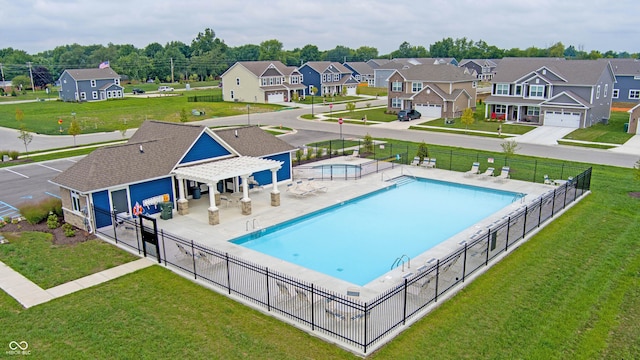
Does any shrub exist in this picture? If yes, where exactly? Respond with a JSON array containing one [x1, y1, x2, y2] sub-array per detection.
[[8, 151, 20, 160], [62, 223, 75, 237], [47, 213, 59, 229], [18, 198, 63, 224]]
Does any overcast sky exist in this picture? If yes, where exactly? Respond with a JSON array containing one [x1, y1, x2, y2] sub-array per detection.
[[3, 0, 639, 56]]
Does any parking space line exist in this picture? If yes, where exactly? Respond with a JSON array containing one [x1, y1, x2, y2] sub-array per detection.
[[0, 201, 20, 219], [3, 168, 29, 179], [38, 163, 63, 172], [45, 192, 61, 199]]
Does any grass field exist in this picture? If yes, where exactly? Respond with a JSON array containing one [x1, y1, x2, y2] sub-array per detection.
[[1, 142, 638, 358], [563, 111, 633, 144]]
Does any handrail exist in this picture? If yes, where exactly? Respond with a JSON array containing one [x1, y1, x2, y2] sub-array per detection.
[[390, 254, 411, 272]]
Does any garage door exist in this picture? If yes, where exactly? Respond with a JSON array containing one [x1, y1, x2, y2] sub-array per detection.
[[415, 104, 442, 118], [267, 93, 284, 103], [544, 111, 581, 128], [346, 87, 357, 96]]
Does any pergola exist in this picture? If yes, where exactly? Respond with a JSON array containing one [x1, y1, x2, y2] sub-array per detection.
[[171, 156, 283, 225]]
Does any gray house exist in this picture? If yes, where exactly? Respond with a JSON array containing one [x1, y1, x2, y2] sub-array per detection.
[[484, 58, 615, 128], [370, 58, 459, 88], [58, 68, 124, 102], [600, 58, 640, 103], [458, 59, 500, 81]]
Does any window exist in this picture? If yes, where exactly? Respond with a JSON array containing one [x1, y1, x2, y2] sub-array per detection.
[[236, 78, 240, 85], [333, 74, 340, 81], [527, 107, 540, 116], [495, 105, 506, 114], [92, 91, 98, 99], [70, 191, 81, 212], [612, 89, 619, 99], [515, 84, 522, 96], [230, 90, 234, 99], [391, 81, 403, 92], [290, 75, 299, 84], [90, 79, 96, 87], [604, 84, 608, 98], [596, 85, 601, 99], [411, 82, 423, 93], [630, 89, 640, 99], [472, 81, 477, 88], [391, 98, 402, 108], [322, 74, 327, 82], [115, 78, 120, 85], [80, 92, 87, 100], [495, 84, 509, 95], [355, 75, 361, 81], [529, 85, 545, 98]]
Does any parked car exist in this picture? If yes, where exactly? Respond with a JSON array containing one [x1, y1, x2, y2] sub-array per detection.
[[397, 109, 421, 121], [132, 88, 145, 94], [158, 86, 174, 92]]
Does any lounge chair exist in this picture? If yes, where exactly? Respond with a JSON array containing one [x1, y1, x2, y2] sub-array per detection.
[[422, 158, 436, 168], [494, 166, 510, 182], [544, 174, 553, 185], [197, 250, 224, 266], [347, 150, 359, 160], [286, 183, 312, 197], [464, 162, 480, 177], [410, 156, 421, 166], [479, 167, 495, 179], [247, 176, 263, 191], [304, 178, 328, 192], [176, 243, 198, 259]]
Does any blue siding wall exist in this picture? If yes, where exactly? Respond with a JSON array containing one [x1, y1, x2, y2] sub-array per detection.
[[59, 72, 76, 102], [180, 133, 231, 164], [129, 177, 174, 215], [299, 65, 321, 95], [92, 190, 111, 228], [269, 152, 292, 182], [614, 76, 640, 102]]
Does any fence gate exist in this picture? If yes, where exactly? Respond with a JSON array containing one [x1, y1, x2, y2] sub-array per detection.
[[139, 214, 161, 263]]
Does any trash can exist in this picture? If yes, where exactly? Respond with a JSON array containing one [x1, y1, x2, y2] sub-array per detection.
[[192, 187, 201, 199], [624, 123, 629, 133], [160, 202, 173, 220]]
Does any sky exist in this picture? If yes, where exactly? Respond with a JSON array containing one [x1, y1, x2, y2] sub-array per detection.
[[2, 0, 639, 56]]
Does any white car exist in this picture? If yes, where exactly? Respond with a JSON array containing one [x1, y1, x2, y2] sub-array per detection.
[[158, 86, 174, 92]]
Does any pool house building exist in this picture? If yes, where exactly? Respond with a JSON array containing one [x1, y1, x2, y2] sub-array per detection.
[[51, 121, 295, 232]]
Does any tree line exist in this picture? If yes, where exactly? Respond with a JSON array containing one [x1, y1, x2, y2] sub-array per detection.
[[0, 28, 637, 89]]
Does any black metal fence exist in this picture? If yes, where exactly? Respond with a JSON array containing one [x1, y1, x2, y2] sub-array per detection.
[[93, 166, 591, 354], [187, 94, 222, 102]]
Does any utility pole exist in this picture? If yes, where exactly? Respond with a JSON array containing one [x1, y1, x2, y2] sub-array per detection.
[[170, 58, 175, 83], [27, 62, 35, 93], [0, 63, 5, 83]]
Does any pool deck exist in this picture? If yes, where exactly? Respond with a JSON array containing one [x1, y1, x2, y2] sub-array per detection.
[[150, 157, 556, 300]]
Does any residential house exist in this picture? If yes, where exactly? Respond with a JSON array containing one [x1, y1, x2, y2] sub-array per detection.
[[220, 61, 305, 103], [458, 59, 500, 81], [370, 58, 459, 88], [386, 63, 478, 118], [628, 103, 640, 134], [297, 62, 359, 96], [484, 58, 615, 128], [50, 121, 295, 231], [343, 62, 375, 87], [58, 68, 124, 102], [600, 58, 640, 103]]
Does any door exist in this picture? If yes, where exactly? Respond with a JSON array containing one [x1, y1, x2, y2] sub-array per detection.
[[111, 189, 129, 215], [415, 104, 442, 118]]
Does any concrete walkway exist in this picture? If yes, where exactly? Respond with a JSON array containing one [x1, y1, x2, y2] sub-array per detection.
[[0, 258, 154, 308]]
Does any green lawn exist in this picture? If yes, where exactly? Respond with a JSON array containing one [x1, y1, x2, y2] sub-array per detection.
[[563, 111, 633, 144], [0, 231, 138, 289], [1, 158, 638, 358], [1, 90, 282, 135]]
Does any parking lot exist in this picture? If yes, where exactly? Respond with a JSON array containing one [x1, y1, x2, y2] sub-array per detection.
[[0, 157, 82, 218]]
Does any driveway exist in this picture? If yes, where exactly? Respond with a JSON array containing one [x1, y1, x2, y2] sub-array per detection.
[[515, 126, 576, 145]]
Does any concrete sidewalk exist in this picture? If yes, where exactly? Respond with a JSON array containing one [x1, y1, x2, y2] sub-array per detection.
[[0, 258, 154, 308]]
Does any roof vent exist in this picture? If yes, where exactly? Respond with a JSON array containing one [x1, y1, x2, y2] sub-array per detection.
[[139, 145, 144, 153], [234, 130, 239, 138]]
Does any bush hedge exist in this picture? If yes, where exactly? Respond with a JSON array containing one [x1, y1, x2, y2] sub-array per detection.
[[18, 198, 63, 224]]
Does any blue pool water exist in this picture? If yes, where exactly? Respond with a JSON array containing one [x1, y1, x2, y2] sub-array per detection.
[[233, 178, 523, 286]]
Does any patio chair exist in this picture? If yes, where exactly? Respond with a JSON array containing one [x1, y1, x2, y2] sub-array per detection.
[[176, 243, 197, 259], [410, 156, 421, 166], [422, 158, 436, 168], [464, 162, 480, 177], [294, 288, 311, 306], [197, 250, 223, 267], [304, 178, 328, 193], [494, 166, 510, 182], [479, 167, 495, 179], [286, 183, 312, 197], [544, 174, 553, 185], [275, 281, 293, 301], [247, 176, 264, 191], [346, 150, 359, 160]]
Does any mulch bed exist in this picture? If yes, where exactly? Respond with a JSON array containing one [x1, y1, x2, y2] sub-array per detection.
[[0, 218, 95, 245]]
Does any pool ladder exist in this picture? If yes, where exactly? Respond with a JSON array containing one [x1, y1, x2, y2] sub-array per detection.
[[246, 218, 261, 231], [391, 254, 411, 272]]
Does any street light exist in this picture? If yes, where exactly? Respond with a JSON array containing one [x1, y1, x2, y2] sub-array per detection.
[[310, 89, 316, 118], [247, 104, 250, 125]]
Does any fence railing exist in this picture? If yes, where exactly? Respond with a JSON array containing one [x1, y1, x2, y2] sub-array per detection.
[[93, 166, 591, 354], [187, 94, 222, 102]]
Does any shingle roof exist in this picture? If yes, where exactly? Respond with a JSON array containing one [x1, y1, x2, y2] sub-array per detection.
[[62, 68, 120, 81], [600, 58, 640, 76], [396, 63, 477, 83], [223, 61, 295, 78], [52, 121, 295, 193], [344, 62, 374, 75], [492, 58, 610, 85], [304, 62, 351, 74]]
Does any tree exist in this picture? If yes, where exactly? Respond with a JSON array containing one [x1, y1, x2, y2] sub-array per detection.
[[32, 66, 53, 87], [460, 108, 475, 131], [323, 45, 353, 62], [363, 133, 374, 154], [300, 44, 321, 62], [231, 44, 260, 62], [547, 42, 565, 58], [179, 108, 188, 122], [354, 46, 378, 61], [11, 75, 31, 91], [345, 102, 356, 113], [191, 28, 217, 56], [416, 141, 429, 165], [68, 119, 82, 146], [15, 108, 24, 122], [501, 140, 520, 157], [259, 39, 283, 61], [17, 126, 33, 155]]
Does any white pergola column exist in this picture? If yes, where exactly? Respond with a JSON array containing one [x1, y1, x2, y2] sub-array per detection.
[[210, 182, 221, 206], [207, 183, 219, 225], [176, 177, 189, 215], [239, 174, 251, 215], [270, 167, 281, 207]]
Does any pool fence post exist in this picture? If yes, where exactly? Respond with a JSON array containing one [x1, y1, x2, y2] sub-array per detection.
[[311, 284, 315, 330], [266, 268, 271, 311], [505, 217, 511, 252], [434, 260, 440, 302], [537, 197, 543, 228], [402, 278, 408, 325], [485, 231, 491, 266], [462, 244, 468, 282]]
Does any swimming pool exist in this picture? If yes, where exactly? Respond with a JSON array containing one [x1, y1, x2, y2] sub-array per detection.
[[312, 164, 361, 178], [233, 177, 523, 286]]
